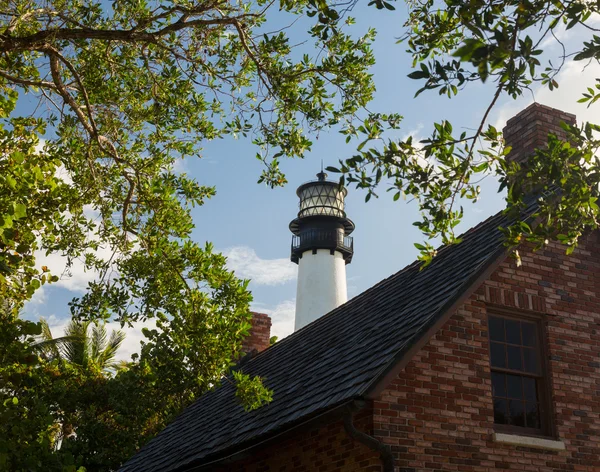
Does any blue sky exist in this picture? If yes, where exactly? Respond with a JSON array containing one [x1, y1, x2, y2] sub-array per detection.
[[23, 4, 600, 358]]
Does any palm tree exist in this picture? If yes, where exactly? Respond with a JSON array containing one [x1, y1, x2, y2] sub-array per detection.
[[37, 319, 126, 372]]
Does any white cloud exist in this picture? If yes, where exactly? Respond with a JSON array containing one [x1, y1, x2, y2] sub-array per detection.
[[54, 164, 74, 185], [539, 22, 570, 50], [401, 123, 424, 143], [31, 166, 106, 294], [116, 320, 157, 361], [34, 239, 115, 293], [171, 157, 188, 174], [347, 275, 361, 298], [252, 299, 296, 341], [31, 196, 132, 295], [398, 122, 442, 171], [28, 285, 48, 305], [35, 138, 47, 155], [223, 246, 297, 286]]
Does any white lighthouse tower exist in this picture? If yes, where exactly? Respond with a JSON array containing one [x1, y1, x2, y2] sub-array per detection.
[[290, 171, 355, 331]]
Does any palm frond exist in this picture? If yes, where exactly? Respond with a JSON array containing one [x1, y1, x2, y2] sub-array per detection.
[[90, 322, 108, 362], [32, 317, 127, 372], [33, 319, 66, 360], [39, 318, 54, 342], [99, 329, 126, 370], [114, 360, 131, 372], [61, 320, 90, 367]]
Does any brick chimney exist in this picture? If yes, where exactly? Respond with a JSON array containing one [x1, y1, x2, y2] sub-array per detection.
[[241, 312, 272, 356], [503, 103, 576, 164]]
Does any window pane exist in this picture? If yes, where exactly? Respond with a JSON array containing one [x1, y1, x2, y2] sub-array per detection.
[[507, 374, 523, 399], [509, 400, 525, 427], [507, 345, 522, 370], [523, 348, 538, 374], [491, 342, 506, 368], [525, 402, 540, 429], [492, 372, 506, 398], [522, 322, 536, 347], [506, 319, 521, 344], [487, 315, 546, 433], [494, 399, 509, 425], [523, 377, 537, 402], [489, 316, 505, 342]]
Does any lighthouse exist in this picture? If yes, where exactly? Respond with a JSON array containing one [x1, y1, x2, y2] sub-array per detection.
[[290, 171, 355, 331]]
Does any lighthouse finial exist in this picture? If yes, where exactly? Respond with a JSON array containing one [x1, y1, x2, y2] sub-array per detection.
[[317, 161, 327, 181]]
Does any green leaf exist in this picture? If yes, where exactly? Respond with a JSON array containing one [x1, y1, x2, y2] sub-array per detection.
[[13, 203, 26, 219], [407, 70, 429, 80], [5, 175, 16, 189], [452, 39, 485, 61]]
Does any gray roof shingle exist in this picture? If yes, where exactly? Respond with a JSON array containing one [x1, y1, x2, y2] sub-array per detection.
[[121, 201, 537, 472]]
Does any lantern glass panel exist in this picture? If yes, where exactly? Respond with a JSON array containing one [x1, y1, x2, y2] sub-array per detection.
[[299, 184, 345, 218]]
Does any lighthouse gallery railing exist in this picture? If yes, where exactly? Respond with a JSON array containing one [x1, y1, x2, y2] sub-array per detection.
[[291, 229, 353, 258]]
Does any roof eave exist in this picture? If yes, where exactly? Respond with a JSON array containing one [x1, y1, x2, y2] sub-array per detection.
[[174, 397, 363, 472]]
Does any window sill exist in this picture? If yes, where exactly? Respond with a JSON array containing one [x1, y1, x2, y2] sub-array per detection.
[[493, 432, 566, 451]]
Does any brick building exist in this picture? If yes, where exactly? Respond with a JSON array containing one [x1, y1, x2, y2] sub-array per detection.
[[122, 104, 600, 472]]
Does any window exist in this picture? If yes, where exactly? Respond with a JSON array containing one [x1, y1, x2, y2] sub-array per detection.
[[488, 313, 551, 436]]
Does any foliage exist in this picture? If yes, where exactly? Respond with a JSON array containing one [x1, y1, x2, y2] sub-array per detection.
[[233, 371, 274, 412], [330, 0, 600, 265], [0, 0, 380, 469], [0, 305, 85, 472], [0, 119, 67, 301], [0, 304, 280, 471]]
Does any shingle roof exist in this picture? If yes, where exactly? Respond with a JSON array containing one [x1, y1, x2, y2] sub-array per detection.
[[121, 201, 537, 472]]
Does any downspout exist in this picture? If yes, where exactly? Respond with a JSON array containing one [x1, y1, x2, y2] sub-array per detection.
[[343, 401, 395, 472]]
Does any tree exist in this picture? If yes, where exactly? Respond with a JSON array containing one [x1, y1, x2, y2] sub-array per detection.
[[36, 319, 126, 372], [0, 0, 380, 469], [0, 0, 378, 306], [331, 0, 600, 265]]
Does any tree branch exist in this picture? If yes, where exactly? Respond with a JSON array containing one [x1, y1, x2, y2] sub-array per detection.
[[0, 68, 59, 90], [47, 50, 94, 136], [0, 14, 258, 52], [5, 8, 56, 34], [233, 19, 274, 97], [46, 45, 136, 229]]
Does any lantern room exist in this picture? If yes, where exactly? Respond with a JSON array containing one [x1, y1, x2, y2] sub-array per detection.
[[289, 171, 355, 265]]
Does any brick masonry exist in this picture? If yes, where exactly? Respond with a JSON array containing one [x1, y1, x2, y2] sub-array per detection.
[[242, 312, 272, 356], [218, 407, 380, 472], [503, 103, 576, 165], [374, 233, 600, 471]]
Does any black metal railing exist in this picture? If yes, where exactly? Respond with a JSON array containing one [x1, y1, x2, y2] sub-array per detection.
[[290, 229, 353, 264]]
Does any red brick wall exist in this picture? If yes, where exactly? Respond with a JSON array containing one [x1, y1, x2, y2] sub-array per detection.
[[373, 232, 600, 471], [503, 103, 576, 164], [219, 407, 381, 472], [242, 312, 273, 355]]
